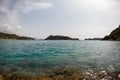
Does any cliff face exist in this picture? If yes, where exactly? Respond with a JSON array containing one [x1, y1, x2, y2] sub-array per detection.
[[45, 35, 79, 40], [0, 32, 35, 40], [103, 25, 120, 41]]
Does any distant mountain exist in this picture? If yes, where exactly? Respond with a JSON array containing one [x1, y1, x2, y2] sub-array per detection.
[[0, 32, 35, 40], [103, 25, 120, 41], [85, 38, 103, 40], [45, 35, 79, 40]]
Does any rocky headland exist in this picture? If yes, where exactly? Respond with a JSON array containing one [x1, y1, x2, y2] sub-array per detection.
[[0, 32, 35, 40], [103, 25, 120, 41]]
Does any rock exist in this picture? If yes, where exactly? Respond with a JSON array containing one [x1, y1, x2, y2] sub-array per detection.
[[0, 75, 3, 80], [118, 74, 120, 79], [10, 74, 17, 80], [39, 76, 53, 80]]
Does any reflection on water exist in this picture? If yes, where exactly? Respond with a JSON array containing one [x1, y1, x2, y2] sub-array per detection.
[[0, 40, 120, 75]]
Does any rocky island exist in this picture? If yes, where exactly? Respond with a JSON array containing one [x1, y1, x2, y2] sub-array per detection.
[[85, 38, 103, 40], [103, 25, 120, 41], [0, 32, 35, 40], [45, 35, 79, 40]]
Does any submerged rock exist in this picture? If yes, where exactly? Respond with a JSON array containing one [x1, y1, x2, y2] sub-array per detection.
[[0, 69, 120, 80], [0, 75, 3, 80]]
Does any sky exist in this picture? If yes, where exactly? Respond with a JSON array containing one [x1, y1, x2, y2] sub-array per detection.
[[0, 0, 120, 39]]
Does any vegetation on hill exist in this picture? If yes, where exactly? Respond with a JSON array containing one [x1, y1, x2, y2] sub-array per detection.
[[0, 32, 35, 40], [45, 35, 79, 40], [103, 25, 120, 41]]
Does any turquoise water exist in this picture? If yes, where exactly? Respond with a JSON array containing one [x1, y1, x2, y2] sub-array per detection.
[[0, 40, 120, 75]]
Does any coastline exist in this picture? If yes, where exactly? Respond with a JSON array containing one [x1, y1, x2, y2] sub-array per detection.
[[0, 68, 120, 80]]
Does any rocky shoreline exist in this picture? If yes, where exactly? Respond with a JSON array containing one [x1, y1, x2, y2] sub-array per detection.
[[0, 68, 120, 80]]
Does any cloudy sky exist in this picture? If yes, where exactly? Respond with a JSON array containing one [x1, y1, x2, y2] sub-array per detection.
[[0, 0, 120, 39]]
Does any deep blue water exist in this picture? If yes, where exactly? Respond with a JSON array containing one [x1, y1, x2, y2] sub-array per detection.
[[0, 40, 120, 75]]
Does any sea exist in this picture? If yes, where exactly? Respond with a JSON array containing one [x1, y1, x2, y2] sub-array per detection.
[[0, 40, 120, 76]]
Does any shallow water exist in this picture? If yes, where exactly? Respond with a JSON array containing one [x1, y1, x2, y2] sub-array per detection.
[[0, 40, 120, 75]]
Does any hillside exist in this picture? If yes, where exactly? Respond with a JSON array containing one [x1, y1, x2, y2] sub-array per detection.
[[0, 32, 35, 40], [45, 35, 79, 40], [103, 25, 120, 41]]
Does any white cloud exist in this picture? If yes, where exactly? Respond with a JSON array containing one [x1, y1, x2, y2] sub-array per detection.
[[0, 0, 53, 33], [20, 2, 53, 13], [0, 24, 21, 33]]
